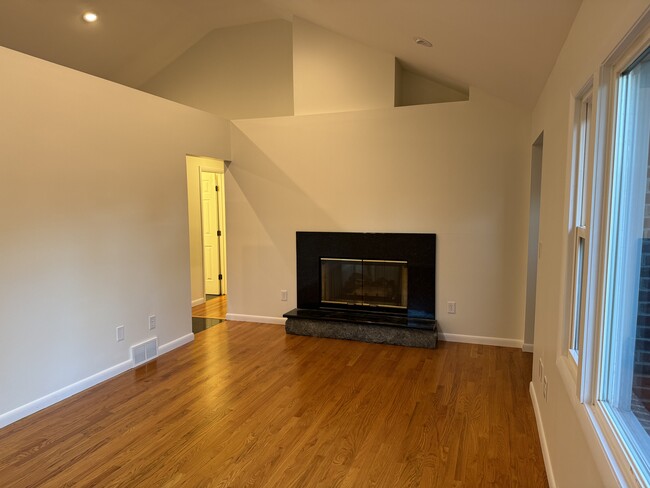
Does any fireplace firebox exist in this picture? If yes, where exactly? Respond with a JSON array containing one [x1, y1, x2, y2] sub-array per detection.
[[284, 232, 438, 348], [320, 258, 408, 310]]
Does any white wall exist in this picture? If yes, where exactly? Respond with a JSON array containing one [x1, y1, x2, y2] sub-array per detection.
[[0, 46, 230, 421], [293, 17, 396, 115], [397, 65, 469, 106], [530, 1, 650, 486], [186, 155, 226, 305], [227, 87, 531, 343], [140, 20, 294, 120]]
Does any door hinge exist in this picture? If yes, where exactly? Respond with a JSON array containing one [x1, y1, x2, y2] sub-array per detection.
[[217, 230, 222, 237], [218, 274, 223, 280], [215, 185, 219, 192]]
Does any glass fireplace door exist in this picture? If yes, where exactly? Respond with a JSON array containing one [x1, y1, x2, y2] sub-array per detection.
[[320, 258, 407, 309]]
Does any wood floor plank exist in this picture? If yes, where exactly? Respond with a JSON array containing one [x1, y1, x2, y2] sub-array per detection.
[[192, 295, 227, 319], [0, 321, 547, 487]]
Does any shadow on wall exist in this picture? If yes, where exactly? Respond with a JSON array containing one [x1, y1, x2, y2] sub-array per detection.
[[227, 124, 344, 315], [228, 124, 341, 260]]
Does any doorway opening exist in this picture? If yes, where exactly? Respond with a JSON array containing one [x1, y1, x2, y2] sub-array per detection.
[[524, 132, 543, 352], [201, 170, 225, 297], [186, 155, 228, 326]]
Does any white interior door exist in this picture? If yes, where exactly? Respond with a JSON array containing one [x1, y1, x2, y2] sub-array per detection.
[[201, 171, 222, 295]]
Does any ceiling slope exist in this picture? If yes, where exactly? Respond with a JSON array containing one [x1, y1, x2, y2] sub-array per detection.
[[0, 0, 582, 109]]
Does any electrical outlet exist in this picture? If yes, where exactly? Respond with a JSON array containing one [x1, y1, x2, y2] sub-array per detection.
[[543, 376, 548, 401], [281, 289, 288, 301], [116, 325, 125, 342], [538, 358, 544, 382], [148, 315, 156, 330], [447, 301, 456, 314]]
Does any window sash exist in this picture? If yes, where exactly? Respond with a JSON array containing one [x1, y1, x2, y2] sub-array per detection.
[[593, 35, 650, 486], [570, 227, 588, 358], [568, 91, 594, 372]]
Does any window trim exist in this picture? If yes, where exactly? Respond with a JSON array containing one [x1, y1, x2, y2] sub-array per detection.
[[558, 11, 650, 488], [587, 22, 650, 487], [567, 84, 594, 377], [565, 79, 601, 403]]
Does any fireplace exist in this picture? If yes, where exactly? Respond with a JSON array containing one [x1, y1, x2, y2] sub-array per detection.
[[320, 258, 408, 310], [284, 232, 438, 348]]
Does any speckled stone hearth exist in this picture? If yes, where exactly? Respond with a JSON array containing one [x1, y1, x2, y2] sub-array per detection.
[[283, 309, 438, 349]]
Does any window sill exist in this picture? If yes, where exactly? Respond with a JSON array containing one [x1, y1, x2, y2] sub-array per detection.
[[555, 355, 627, 487]]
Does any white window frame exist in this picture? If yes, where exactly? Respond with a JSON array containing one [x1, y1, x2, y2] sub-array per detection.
[[581, 20, 650, 488], [567, 83, 594, 384]]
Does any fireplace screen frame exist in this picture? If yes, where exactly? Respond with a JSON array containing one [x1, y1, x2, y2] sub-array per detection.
[[320, 257, 408, 310]]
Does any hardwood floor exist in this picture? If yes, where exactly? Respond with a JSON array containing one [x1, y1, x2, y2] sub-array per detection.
[[0, 322, 547, 487], [192, 295, 227, 319]]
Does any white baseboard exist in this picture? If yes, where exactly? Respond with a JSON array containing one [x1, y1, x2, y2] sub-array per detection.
[[225, 313, 286, 325], [522, 343, 534, 353], [530, 382, 556, 488], [438, 332, 523, 349], [0, 359, 131, 429], [158, 333, 194, 355], [191, 297, 205, 307], [0, 333, 194, 430]]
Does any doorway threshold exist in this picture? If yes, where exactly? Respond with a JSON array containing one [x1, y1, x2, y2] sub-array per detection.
[[192, 317, 223, 334]]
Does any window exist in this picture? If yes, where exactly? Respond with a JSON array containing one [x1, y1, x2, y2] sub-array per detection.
[[569, 89, 593, 367], [564, 20, 650, 487], [598, 44, 650, 484]]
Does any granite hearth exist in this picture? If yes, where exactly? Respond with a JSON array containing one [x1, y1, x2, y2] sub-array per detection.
[[284, 308, 438, 348]]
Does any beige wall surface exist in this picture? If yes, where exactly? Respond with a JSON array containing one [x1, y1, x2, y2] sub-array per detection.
[[530, 1, 650, 486], [293, 17, 396, 115], [227, 88, 531, 341], [140, 20, 294, 120], [0, 46, 230, 418], [398, 67, 469, 106]]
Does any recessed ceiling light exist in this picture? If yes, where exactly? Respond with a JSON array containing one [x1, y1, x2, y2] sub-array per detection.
[[414, 37, 432, 48], [82, 12, 98, 23]]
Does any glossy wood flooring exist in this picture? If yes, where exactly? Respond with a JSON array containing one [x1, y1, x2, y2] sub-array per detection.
[[192, 295, 227, 319], [0, 322, 547, 487]]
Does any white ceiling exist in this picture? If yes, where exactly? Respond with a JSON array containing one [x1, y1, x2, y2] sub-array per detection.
[[0, 0, 583, 109]]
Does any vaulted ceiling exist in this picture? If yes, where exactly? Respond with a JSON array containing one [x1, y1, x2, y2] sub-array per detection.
[[0, 0, 583, 109]]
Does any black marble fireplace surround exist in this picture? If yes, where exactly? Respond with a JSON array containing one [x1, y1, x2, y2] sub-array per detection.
[[284, 232, 438, 348]]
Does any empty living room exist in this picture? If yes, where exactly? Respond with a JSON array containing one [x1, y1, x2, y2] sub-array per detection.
[[1, 1, 650, 487]]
